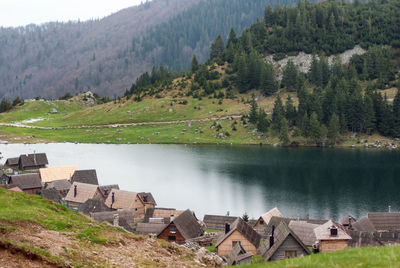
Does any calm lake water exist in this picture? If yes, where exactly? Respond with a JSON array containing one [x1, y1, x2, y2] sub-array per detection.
[[1, 143, 399, 221]]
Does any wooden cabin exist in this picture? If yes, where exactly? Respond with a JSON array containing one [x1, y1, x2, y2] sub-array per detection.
[[9, 173, 42, 194], [203, 214, 238, 231], [39, 166, 77, 184], [288, 221, 320, 247], [4, 157, 19, 169], [254, 208, 283, 235], [352, 216, 377, 232], [137, 222, 168, 236], [313, 220, 351, 252], [216, 217, 261, 257], [260, 221, 311, 261], [64, 182, 105, 209], [157, 209, 204, 244], [144, 207, 184, 224], [105, 189, 156, 217], [71, 169, 99, 185], [19, 153, 48, 170]]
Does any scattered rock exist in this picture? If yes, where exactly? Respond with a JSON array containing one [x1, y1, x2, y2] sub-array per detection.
[[50, 108, 58, 114]]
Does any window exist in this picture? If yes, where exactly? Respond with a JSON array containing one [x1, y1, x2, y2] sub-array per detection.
[[260, 219, 264, 225], [284, 250, 297, 258], [170, 226, 176, 234], [168, 236, 176, 241], [232, 241, 241, 247]]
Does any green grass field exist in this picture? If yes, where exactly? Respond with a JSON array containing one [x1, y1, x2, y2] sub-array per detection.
[[241, 245, 400, 267]]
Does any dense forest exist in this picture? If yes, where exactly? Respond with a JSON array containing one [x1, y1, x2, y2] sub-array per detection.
[[0, 0, 300, 99]]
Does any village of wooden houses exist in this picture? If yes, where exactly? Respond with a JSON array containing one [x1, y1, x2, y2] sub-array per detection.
[[1, 152, 399, 266]]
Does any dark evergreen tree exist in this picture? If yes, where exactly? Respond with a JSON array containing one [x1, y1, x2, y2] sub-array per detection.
[[279, 118, 290, 145], [285, 95, 297, 126], [191, 55, 199, 73], [327, 113, 340, 144], [0, 98, 12, 113], [249, 94, 258, 124], [393, 89, 400, 137], [210, 35, 225, 59], [281, 60, 298, 91], [257, 108, 269, 132], [309, 112, 322, 144], [271, 95, 285, 132]]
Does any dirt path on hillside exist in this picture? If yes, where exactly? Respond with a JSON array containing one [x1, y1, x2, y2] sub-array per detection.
[[0, 114, 243, 130]]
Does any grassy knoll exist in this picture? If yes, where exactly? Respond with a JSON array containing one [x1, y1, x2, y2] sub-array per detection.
[[240, 245, 400, 267]]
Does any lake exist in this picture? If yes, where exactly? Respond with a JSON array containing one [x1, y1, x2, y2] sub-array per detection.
[[1, 143, 399, 221]]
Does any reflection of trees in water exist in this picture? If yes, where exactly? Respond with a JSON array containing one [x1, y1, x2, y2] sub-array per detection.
[[194, 146, 400, 218]]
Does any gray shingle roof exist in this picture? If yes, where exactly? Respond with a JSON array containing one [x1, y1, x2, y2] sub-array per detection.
[[288, 221, 319, 246], [314, 220, 351, 241], [47, 179, 71, 191], [71, 170, 99, 185], [41, 188, 63, 204], [99, 184, 119, 197], [78, 199, 113, 215], [136, 223, 168, 235], [203, 214, 239, 230], [368, 212, 400, 231], [216, 217, 261, 249], [226, 243, 252, 266], [91, 210, 135, 232], [340, 215, 357, 226], [260, 221, 310, 261], [5, 157, 19, 166], [167, 209, 204, 240], [352, 216, 377, 232], [138, 192, 156, 205], [19, 153, 48, 169], [10, 173, 42, 190]]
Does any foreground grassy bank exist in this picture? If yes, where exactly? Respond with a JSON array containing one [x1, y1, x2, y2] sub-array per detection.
[[0, 188, 201, 267], [240, 245, 400, 268]]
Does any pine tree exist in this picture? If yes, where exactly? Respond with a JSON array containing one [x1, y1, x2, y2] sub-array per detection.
[[301, 112, 310, 143], [210, 35, 225, 59], [260, 63, 278, 96], [327, 113, 340, 145], [227, 28, 237, 48], [236, 54, 248, 93], [393, 89, 400, 137], [309, 55, 322, 86], [249, 94, 258, 124], [281, 60, 298, 91], [191, 55, 199, 73], [285, 95, 297, 126], [0, 98, 12, 113], [279, 118, 290, 145], [257, 108, 269, 132], [309, 112, 321, 144], [271, 95, 285, 132], [362, 95, 376, 134]]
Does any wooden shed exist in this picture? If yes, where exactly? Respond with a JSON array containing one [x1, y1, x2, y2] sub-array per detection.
[[19, 153, 48, 170], [137, 222, 168, 236], [254, 208, 283, 235], [157, 209, 204, 244], [4, 157, 19, 169], [9, 173, 42, 194], [313, 220, 351, 253], [226, 243, 253, 266], [105, 189, 155, 217], [288, 221, 320, 247], [260, 221, 310, 261], [216, 217, 261, 257], [64, 182, 104, 209]]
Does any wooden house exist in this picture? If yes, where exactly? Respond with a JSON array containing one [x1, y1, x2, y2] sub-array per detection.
[[47, 179, 72, 197], [4, 157, 19, 169], [260, 221, 310, 261], [203, 214, 239, 231], [157, 209, 204, 244], [91, 210, 136, 232], [313, 220, 351, 253], [288, 221, 319, 247], [104, 189, 156, 217], [254, 208, 283, 235], [9, 173, 42, 194], [216, 217, 261, 257], [18, 153, 48, 170], [99, 184, 119, 198], [71, 169, 99, 185], [39, 166, 77, 183], [340, 214, 357, 230], [226, 243, 253, 266], [64, 182, 104, 209], [352, 216, 377, 232]]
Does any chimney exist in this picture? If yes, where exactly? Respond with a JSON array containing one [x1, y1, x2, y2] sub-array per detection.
[[113, 214, 119, 227], [74, 185, 77, 197], [269, 225, 275, 248], [104, 189, 108, 196], [225, 223, 230, 234], [111, 192, 115, 207]]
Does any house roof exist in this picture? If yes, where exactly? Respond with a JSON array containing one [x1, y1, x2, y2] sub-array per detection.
[[5, 157, 19, 166], [10, 173, 42, 190], [19, 153, 48, 168], [39, 166, 77, 183], [47, 179, 72, 191], [226, 243, 252, 266], [138, 192, 156, 205], [352, 216, 377, 232], [288, 221, 320, 246], [340, 214, 357, 226], [203, 214, 239, 230], [104, 189, 138, 210], [216, 217, 261, 248], [264, 216, 292, 237], [91, 210, 135, 232], [78, 199, 113, 215], [367, 212, 400, 231], [41, 188, 63, 204], [258, 208, 283, 225], [71, 170, 99, 185], [1, 184, 23, 192], [166, 209, 204, 240], [144, 208, 184, 223], [314, 220, 351, 241], [99, 184, 119, 197], [136, 223, 168, 235], [65, 182, 103, 204], [260, 221, 310, 261]]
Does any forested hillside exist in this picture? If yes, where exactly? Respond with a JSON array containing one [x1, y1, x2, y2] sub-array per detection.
[[0, 0, 299, 99]]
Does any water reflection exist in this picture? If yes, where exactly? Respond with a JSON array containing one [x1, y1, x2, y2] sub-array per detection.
[[0, 143, 399, 221]]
